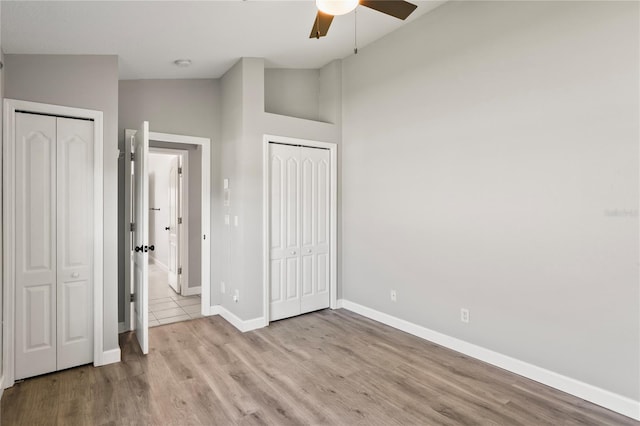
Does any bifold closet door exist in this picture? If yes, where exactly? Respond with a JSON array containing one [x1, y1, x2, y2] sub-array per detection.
[[15, 113, 94, 380], [269, 143, 330, 322], [56, 117, 94, 371], [15, 113, 58, 379], [299, 147, 330, 313]]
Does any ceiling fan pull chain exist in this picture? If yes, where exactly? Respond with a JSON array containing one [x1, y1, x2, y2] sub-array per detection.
[[354, 8, 358, 54]]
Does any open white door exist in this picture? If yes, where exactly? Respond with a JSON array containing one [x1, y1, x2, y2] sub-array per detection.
[[167, 156, 180, 293], [133, 121, 149, 354]]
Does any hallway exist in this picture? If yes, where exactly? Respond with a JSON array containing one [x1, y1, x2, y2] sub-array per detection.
[[148, 263, 201, 327]]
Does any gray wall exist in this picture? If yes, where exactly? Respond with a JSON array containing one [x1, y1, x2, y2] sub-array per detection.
[[4, 54, 120, 352], [118, 79, 220, 323], [265, 69, 320, 121], [341, 1, 639, 400], [217, 58, 341, 320]]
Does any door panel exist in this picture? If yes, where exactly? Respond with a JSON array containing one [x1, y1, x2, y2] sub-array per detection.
[[56, 117, 94, 370], [300, 147, 330, 314], [133, 122, 150, 354], [168, 156, 179, 293], [269, 143, 302, 321], [15, 112, 57, 380]]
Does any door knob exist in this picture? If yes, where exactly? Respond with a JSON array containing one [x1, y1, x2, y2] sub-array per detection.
[[306, 249, 312, 254], [291, 250, 296, 255], [135, 246, 143, 252], [148, 245, 155, 252], [165, 226, 170, 230]]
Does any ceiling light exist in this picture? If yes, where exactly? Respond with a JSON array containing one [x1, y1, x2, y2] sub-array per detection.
[[316, 0, 359, 16], [173, 59, 192, 68]]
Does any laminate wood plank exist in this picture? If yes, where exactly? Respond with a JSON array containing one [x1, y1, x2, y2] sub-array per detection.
[[2, 309, 637, 425]]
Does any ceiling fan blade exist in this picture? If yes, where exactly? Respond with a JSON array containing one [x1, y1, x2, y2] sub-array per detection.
[[360, 0, 418, 20], [309, 11, 334, 39]]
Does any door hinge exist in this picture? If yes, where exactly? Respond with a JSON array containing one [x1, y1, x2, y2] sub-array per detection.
[[178, 217, 183, 224], [178, 267, 182, 275], [130, 222, 135, 232], [130, 153, 135, 161], [178, 167, 183, 174], [130, 293, 135, 303]]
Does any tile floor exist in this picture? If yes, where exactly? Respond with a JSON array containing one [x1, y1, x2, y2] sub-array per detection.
[[148, 263, 202, 327]]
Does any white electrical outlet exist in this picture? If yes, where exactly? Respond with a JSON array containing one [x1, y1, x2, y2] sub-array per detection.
[[461, 308, 470, 323], [221, 281, 226, 294], [233, 289, 239, 303], [390, 290, 397, 302]]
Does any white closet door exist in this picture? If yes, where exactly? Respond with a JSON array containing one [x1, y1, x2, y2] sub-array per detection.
[[15, 113, 58, 380], [269, 143, 302, 321], [56, 117, 94, 370], [167, 156, 179, 293], [300, 147, 330, 313]]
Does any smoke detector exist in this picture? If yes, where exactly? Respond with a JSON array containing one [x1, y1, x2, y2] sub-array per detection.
[[173, 59, 192, 68]]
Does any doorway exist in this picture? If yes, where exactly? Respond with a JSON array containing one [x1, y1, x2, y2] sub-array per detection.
[[147, 148, 200, 327], [124, 126, 211, 354]]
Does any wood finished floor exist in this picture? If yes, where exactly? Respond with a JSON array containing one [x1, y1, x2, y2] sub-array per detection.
[[1, 309, 636, 425]]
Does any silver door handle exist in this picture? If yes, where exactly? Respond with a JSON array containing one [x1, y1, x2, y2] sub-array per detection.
[[306, 249, 312, 254], [291, 251, 296, 255]]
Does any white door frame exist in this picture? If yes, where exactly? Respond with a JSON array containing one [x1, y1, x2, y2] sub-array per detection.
[[262, 134, 338, 325], [148, 147, 190, 296], [3, 99, 105, 388], [124, 130, 211, 331]]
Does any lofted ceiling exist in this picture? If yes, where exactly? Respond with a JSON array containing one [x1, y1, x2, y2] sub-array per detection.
[[1, 0, 446, 80]]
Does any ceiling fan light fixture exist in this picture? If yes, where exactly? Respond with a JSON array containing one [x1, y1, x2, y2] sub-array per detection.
[[316, 0, 359, 16]]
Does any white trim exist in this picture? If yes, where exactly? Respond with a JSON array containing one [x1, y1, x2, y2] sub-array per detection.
[[3, 99, 105, 387], [0, 375, 4, 401], [99, 348, 121, 366], [182, 285, 201, 297], [149, 132, 205, 146], [262, 135, 338, 325], [214, 305, 267, 333], [124, 130, 134, 332], [124, 130, 212, 326], [148, 256, 169, 271], [118, 322, 127, 334], [338, 299, 640, 421]]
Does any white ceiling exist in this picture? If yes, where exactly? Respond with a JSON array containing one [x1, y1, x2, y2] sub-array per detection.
[[1, 0, 446, 79]]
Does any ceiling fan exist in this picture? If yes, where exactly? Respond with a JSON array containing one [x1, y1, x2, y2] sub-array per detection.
[[310, 0, 418, 39]]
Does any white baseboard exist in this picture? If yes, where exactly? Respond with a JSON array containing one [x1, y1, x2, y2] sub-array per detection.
[[96, 348, 121, 366], [149, 256, 168, 271], [338, 299, 640, 421], [204, 304, 216, 316], [183, 285, 201, 296], [211, 305, 267, 333]]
